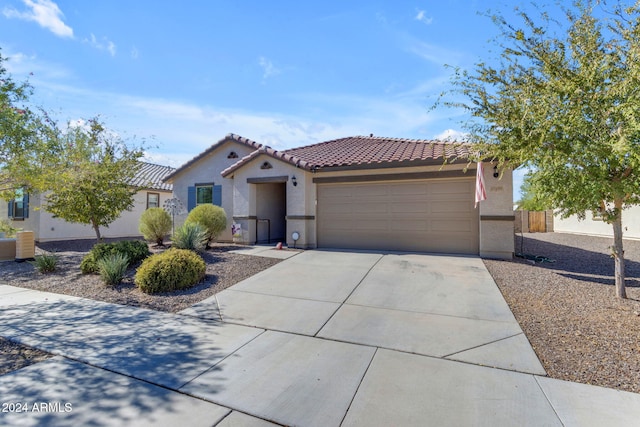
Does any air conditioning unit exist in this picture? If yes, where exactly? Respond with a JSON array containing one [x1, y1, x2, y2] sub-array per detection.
[[15, 231, 35, 262]]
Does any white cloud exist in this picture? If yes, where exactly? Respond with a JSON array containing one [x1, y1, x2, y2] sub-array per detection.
[[1, 48, 72, 81], [131, 46, 139, 60], [7, 49, 465, 168], [83, 33, 117, 56], [258, 56, 281, 80], [415, 10, 433, 25], [107, 41, 116, 57], [3, 0, 73, 38], [433, 129, 467, 141]]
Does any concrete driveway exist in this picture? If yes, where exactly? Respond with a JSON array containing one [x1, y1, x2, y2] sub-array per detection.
[[2, 249, 640, 426]]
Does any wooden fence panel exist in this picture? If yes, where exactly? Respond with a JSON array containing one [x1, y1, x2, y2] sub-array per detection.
[[528, 211, 547, 232]]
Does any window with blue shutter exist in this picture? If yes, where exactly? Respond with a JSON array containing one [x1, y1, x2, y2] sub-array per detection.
[[213, 185, 222, 206], [23, 192, 29, 218], [187, 186, 196, 211], [189, 183, 221, 210], [8, 188, 28, 220]]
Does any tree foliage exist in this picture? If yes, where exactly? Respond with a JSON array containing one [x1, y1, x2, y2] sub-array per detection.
[[1, 49, 150, 243], [43, 119, 145, 242], [446, 1, 640, 298], [517, 172, 550, 211], [0, 50, 56, 197]]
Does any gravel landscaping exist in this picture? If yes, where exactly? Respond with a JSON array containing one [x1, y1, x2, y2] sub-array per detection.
[[485, 232, 640, 394], [0, 239, 282, 312], [1, 233, 640, 395]]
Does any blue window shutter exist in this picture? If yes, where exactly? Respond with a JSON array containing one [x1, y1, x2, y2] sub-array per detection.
[[213, 185, 222, 206], [23, 192, 29, 218], [187, 186, 196, 211], [8, 200, 14, 218]]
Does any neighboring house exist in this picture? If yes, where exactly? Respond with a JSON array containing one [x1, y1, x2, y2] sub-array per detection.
[[166, 134, 514, 259], [554, 207, 640, 240], [1, 162, 175, 242]]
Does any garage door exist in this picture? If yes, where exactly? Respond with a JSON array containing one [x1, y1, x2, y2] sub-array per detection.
[[317, 179, 479, 254]]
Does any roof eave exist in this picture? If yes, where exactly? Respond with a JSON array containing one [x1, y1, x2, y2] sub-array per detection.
[[312, 156, 470, 173], [163, 133, 262, 183], [221, 146, 315, 178]]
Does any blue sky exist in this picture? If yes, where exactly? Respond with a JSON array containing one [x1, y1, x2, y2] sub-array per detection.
[[0, 0, 543, 197]]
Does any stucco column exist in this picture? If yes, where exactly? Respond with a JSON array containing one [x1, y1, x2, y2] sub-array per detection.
[[478, 163, 515, 259]]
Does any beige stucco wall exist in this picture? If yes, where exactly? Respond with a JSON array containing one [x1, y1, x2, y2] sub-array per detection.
[[228, 158, 514, 258], [478, 163, 514, 259], [1, 190, 171, 242], [554, 206, 640, 240], [227, 153, 314, 248], [168, 141, 257, 242]]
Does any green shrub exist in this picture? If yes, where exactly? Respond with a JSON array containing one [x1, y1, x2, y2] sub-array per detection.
[[185, 204, 227, 247], [172, 222, 208, 252], [81, 240, 150, 274], [31, 252, 58, 273], [134, 248, 206, 294], [0, 219, 17, 238], [96, 253, 129, 286], [139, 207, 172, 246]]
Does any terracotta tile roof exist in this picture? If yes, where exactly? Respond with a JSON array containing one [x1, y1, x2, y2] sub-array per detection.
[[285, 136, 471, 170], [131, 162, 175, 191], [164, 133, 263, 182], [221, 135, 470, 177]]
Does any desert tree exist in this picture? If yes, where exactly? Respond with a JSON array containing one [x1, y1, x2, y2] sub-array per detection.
[[43, 118, 146, 242], [446, 1, 640, 298]]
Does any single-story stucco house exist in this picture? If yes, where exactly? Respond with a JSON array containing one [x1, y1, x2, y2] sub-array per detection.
[[554, 207, 640, 240], [165, 134, 515, 259], [1, 162, 175, 242]]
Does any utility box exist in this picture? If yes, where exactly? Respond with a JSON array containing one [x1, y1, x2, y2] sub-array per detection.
[[15, 231, 35, 262], [0, 238, 16, 261]]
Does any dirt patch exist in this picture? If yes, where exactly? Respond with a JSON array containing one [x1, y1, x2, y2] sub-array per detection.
[[0, 337, 53, 376]]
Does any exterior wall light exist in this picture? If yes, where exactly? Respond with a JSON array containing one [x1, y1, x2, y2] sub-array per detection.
[[493, 165, 499, 178], [292, 176, 298, 186]]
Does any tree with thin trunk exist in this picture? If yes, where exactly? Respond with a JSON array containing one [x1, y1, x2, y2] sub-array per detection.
[[43, 118, 145, 242], [445, 1, 640, 298]]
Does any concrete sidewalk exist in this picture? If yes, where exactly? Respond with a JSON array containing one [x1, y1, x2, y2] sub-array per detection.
[[2, 250, 640, 426]]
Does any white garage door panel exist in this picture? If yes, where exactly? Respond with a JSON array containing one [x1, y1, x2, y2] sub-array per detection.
[[317, 179, 479, 254]]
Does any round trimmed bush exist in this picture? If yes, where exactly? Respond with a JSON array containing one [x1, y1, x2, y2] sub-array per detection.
[[134, 248, 206, 294], [139, 207, 171, 246], [186, 204, 227, 247]]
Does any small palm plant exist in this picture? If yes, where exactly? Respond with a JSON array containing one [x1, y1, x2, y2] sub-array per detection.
[[31, 252, 58, 273], [96, 253, 129, 287], [172, 222, 208, 252]]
